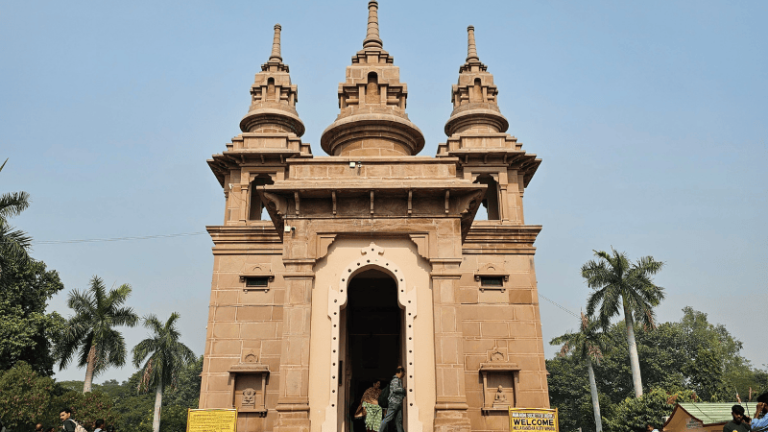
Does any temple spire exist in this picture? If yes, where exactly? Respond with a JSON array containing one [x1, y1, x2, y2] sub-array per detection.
[[362, 0, 383, 49], [269, 24, 282, 62], [466, 25, 479, 63], [445, 25, 507, 136]]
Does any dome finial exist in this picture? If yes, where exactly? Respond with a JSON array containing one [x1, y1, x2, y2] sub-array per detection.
[[363, 1, 383, 49], [269, 24, 282, 62], [466, 25, 479, 62]]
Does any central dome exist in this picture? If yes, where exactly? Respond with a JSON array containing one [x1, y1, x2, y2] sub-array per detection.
[[320, 0, 424, 156]]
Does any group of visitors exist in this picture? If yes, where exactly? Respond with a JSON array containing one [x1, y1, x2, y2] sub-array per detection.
[[725, 394, 768, 432], [354, 366, 407, 432], [5, 409, 109, 432]]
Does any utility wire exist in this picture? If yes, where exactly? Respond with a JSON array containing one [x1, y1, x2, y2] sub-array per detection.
[[15, 228, 584, 321], [30, 232, 207, 245], [539, 293, 580, 318]]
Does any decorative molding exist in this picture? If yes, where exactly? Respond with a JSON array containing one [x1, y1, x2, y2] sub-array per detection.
[[228, 354, 270, 416], [474, 263, 509, 292], [408, 233, 430, 261], [314, 234, 338, 261], [322, 243, 423, 432], [479, 361, 519, 414], [239, 264, 275, 292]]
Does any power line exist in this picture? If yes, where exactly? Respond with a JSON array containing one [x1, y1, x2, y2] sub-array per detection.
[[539, 293, 580, 318], [17, 229, 586, 321], [30, 232, 207, 245]]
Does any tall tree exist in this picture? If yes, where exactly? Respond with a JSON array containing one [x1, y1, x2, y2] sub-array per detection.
[[0, 259, 65, 375], [58, 276, 139, 392], [551, 313, 609, 432], [0, 361, 55, 430], [132, 313, 195, 432], [0, 158, 32, 279], [583, 248, 665, 398]]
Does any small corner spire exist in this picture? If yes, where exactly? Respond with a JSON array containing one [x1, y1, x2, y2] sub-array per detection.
[[363, 0, 383, 49], [466, 25, 479, 63], [270, 24, 282, 62]]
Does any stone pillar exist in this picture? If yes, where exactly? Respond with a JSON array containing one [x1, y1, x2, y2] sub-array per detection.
[[431, 257, 472, 432], [274, 223, 314, 432]]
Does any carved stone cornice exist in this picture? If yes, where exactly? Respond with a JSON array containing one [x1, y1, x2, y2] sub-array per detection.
[[463, 223, 542, 255], [207, 225, 282, 255]]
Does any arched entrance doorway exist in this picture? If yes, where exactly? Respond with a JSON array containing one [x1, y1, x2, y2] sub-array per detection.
[[322, 243, 422, 432], [340, 269, 404, 432]]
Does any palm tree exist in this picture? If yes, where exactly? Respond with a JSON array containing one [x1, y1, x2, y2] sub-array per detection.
[[0, 158, 32, 278], [551, 313, 609, 432], [583, 248, 665, 398], [58, 276, 139, 392], [133, 313, 195, 432]]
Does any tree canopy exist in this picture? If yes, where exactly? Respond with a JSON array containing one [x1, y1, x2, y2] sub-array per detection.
[[548, 307, 768, 432], [58, 276, 139, 392]]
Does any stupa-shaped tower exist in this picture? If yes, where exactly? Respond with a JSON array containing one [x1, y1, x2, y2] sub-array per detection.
[[240, 24, 305, 136], [438, 26, 541, 223], [320, 0, 424, 156], [207, 24, 311, 225]]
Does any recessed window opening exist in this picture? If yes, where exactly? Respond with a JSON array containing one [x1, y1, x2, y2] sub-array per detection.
[[245, 277, 269, 287], [267, 78, 276, 101], [474, 174, 500, 220], [366, 72, 379, 105], [249, 174, 274, 220], [472, 78, 483, 103], [480, 276, 504, 287]]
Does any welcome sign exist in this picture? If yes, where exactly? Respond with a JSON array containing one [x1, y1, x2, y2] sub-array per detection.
[[509, 408, 559, 432], [187, 408, 238, 432]]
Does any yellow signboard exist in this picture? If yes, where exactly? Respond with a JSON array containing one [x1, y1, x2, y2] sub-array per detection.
[[509, 408, 559, 432], [187, 408, 238, 432]]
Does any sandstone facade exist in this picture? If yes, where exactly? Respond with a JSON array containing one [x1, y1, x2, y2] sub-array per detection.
[[200, 4, 548, 432]]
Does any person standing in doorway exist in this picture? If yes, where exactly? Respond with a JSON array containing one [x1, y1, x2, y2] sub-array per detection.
[[357, 381, 383, 432], [379, 366, 406, 432]]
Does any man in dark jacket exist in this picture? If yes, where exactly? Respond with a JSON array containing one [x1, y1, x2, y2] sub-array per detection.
[[724, 405, 751, 432], [379, 366, 406, 432], [59, 408, 77, 432]]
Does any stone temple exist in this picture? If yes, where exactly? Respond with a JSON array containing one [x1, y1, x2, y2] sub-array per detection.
[[200, 2, 549, 431]]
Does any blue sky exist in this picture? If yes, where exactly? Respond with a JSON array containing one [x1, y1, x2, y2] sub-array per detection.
[[1, 0, 766, 384]]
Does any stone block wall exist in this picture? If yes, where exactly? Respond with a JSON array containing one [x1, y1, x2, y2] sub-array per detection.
[[458, 253, 549, 432], [201, 236, 286, 432]]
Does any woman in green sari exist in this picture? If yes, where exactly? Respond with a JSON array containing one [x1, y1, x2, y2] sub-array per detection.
[[355, 381, 383, 432]]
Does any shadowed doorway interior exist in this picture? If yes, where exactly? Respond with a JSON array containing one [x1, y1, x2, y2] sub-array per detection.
[[341, 269, 404, 432]]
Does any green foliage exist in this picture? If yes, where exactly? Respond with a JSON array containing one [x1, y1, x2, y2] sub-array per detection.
[[44, 391, 121, 429], [133, 313, 196, 393], [0, 158, 32, 278], [57, 276, 139, 382], [551, 313, 609, 363], [132, 313, 196, 432], [139, 406, 188, 432], [162, 356, 203, 409], [604, 389, 697, 432], [548, 308, 768, 432], [36, 358, 202, 431], [0, 362, 55, 430], [0, 260, 66, 375], [583, 249, 665, 330]]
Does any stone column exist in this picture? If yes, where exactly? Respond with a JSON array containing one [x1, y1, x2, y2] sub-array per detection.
[[431, 257, 472, 432], [274, 222, 314, 432]]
